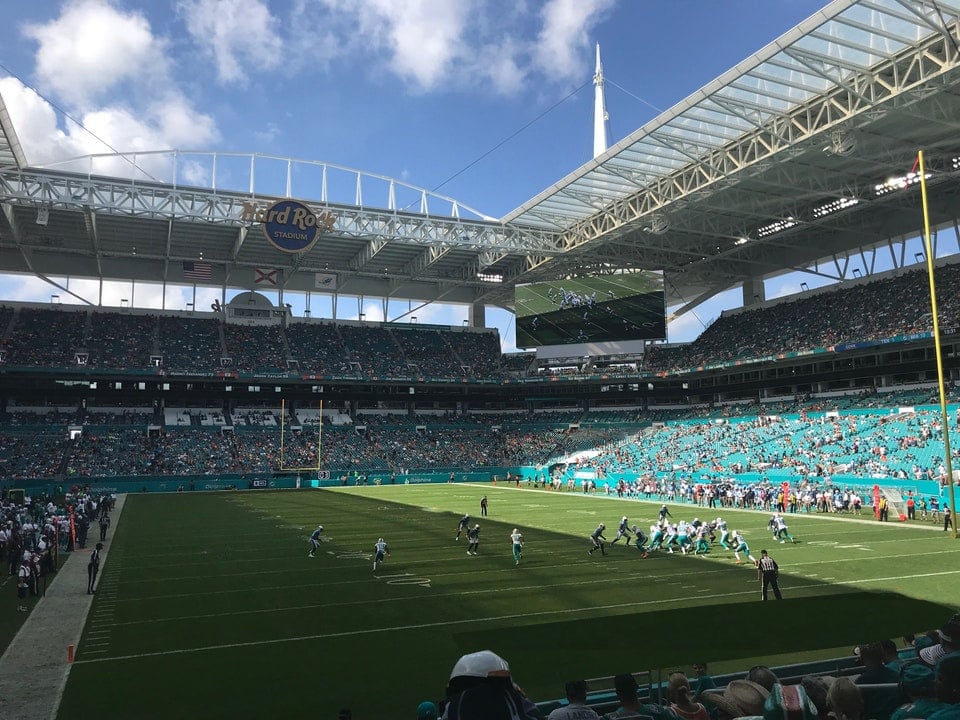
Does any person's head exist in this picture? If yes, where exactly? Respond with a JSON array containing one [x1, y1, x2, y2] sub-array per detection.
[[692, 662, 709, 677], [747, 665, 779, 692], [801, 675, 835, 717], [879, 639, 898, 662], [416, 700, 438, 719], [826, 676, 864, 720], [900, 663, 936, 699], [95, 542, 103, 550], [761, 549, 769, 557], [936, 654, 960, 704], [614, 673, 640, 708], [857, 642, 884, 669], [564, 679, 588, 704], [667, 672, 694, 705]]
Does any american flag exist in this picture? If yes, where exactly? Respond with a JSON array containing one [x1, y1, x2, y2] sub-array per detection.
[[183, 261, 212, 281]]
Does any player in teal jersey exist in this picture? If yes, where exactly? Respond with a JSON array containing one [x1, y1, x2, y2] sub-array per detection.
[[510, 528, 524, 565], [648, 523, 665, 551], [694, 525, 711, 555], [373, 537, 389, 570]]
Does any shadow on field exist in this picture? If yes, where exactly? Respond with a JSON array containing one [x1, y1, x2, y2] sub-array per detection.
[[457, 591, 956, 688]]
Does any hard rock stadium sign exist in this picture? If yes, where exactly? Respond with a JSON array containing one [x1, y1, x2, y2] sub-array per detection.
[[240, 199, 336, 253]]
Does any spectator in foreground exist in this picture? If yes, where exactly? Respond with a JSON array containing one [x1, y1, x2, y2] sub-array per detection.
[[827, 677, 864, 720], [855, 643, 903, 720], [546, 680, 598, 720], [921, 616, 960, 667], [440, 650, 542, 720], [600, 673, 677, 720], [746, 665, 779, 692], [892, 663, 946, 720], [930, 655, 960, 720], [666, 673, 708, 720], [417, 700, 439, 719]]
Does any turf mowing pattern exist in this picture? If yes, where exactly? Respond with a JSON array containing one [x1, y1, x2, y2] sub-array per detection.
[[58, 484, 959, 718]]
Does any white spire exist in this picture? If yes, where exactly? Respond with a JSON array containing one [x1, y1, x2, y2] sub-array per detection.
[[593, 42, 608, 158]]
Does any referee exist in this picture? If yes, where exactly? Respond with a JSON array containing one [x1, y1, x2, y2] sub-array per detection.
[[757, 549, 782, 601]]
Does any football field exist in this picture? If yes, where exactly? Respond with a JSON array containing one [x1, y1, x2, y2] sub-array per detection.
[[59, 484, 959, 718]]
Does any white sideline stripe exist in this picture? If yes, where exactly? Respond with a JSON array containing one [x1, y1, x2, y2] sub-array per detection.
[[118, 540, 960, 602], [73, 566, 960, 666]]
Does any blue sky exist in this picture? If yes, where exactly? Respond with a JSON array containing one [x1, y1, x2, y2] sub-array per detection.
[[0, 0, 855, 350]]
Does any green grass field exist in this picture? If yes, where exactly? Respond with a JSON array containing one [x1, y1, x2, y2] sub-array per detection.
[[58, 485, 959, 718]]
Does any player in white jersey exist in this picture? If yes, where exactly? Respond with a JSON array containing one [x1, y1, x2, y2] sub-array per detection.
[[466, 524, 481, 555], [373, 537, 390, 570], [730, 531, 757, 566], [715, 518, 730, 549], [510, 528, 524, 566], [611, 516, 633, 546], [774, 515, 796, 543]]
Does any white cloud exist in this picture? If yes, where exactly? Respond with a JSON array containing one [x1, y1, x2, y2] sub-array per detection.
[[23, 0, 166, 109], [6, 0, 219, 176], [1, 77, 218, 179], [177, 0, 284, 84], [315, 0, 615, 95], [340, 0, 470, 91], [533, 0, 616, 83]]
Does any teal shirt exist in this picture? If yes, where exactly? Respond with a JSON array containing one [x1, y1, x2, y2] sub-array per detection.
[[892, 698, 949, 720]]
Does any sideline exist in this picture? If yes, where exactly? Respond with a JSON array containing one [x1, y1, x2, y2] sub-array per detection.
[[0, 494, 126, 720], [454, 482, 953, 531]]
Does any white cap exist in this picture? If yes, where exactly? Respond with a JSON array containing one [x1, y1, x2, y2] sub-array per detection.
[[449, 650, 511, 679], [378, 537, 383, 542]]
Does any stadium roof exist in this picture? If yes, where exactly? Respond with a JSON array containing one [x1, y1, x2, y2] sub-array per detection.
[[2, 0, 960, 317]]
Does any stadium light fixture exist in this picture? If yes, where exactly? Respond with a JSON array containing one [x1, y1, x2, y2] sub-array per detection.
[[476, 272, 503, 283], [874, 171, 930, 196], [952, 156, 960, 171], [812, 196, 860, 219], [735, 237, 749, 246], [756, 217, 798, 239]]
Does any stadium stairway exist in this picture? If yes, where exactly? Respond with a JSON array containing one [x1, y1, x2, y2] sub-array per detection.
[[0, 495, 127, 720]]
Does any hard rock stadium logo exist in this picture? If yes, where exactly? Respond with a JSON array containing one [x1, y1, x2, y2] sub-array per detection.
[[239, 199, 336, 254]]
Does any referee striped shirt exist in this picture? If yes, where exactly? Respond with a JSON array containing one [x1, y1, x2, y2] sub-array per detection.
[[759, 556, 777, 573]]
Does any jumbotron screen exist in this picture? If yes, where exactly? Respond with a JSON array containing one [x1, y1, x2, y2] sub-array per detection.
[[514, 271, 666, 348]]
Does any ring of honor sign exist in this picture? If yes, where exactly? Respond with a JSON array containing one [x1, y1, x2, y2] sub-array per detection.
[[240, 199, 336, 254]]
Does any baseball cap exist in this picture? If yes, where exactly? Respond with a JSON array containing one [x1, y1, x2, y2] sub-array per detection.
[[449, 650, 511, 679], [939, 617, 960, 643], [417, 700, 438, 719]]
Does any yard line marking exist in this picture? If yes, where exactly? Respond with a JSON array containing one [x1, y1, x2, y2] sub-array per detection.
[[74, 566, 960, 665], [117, 542, 960, 587]]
